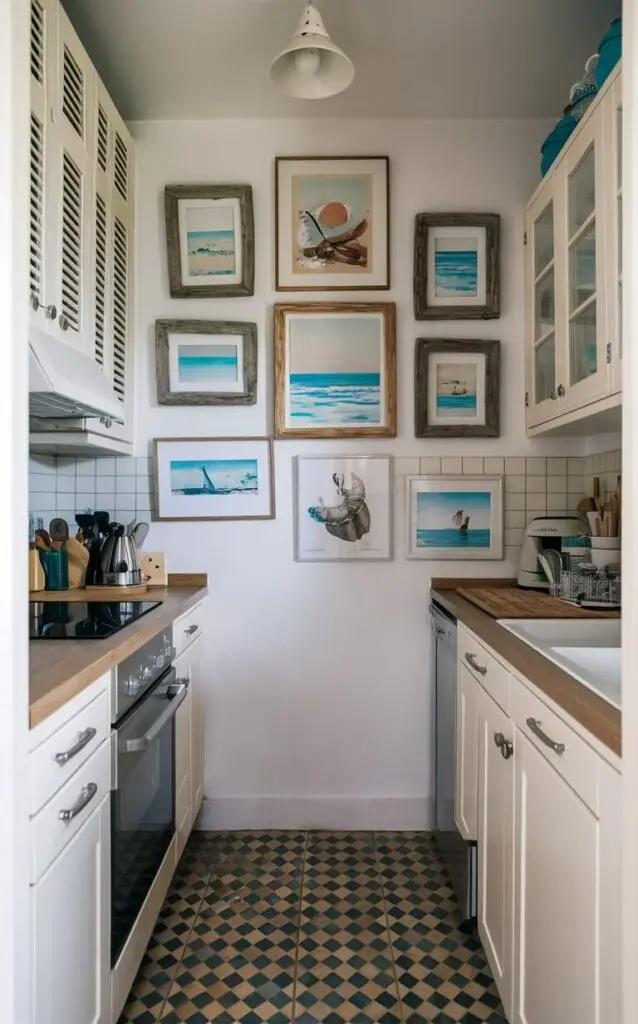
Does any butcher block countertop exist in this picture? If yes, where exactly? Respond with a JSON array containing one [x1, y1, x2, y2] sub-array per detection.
[[29, 575, 208, 729], [431, 578, 621, 757]]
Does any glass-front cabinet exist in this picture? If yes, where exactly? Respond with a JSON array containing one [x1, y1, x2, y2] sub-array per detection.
[[524, 65, 622, 432]]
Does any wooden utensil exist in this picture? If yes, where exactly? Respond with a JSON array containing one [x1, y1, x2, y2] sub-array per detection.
[[593, 476, 602, 512], [49, 518, 69, 549], [35, 528, 51, 550], [578, 496, 596, 519], [66, 538, 90, 588]]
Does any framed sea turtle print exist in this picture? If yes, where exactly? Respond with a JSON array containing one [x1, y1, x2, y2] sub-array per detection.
[[275, 156, 390, 291], [295, 455, 392, 561]]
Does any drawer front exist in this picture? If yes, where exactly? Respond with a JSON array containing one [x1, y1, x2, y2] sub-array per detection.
[[511, 675, 599, 814], [174, 601, 203, 660], [459, 627, 510, 714], [29, 687, 110, 815], [31, 739, 111, 883]]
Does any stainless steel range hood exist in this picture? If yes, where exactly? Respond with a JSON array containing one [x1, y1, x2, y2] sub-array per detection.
[[29, 329, 124, 422]]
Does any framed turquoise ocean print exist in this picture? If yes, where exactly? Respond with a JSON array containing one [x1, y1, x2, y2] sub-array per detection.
[[414, 213, 500, 320], [165, 185, 255, 298], [154, 437, 274, 521], [155, 320, 257, 406], [406, 476, 503, 560], [274, 302, 397, 439], [415, 338, 500, 437]]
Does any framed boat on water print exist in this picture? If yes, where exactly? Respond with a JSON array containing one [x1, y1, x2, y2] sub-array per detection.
[[414, 213, 500, 320], [406, 476, 503, 560], [274, 302, 397, 439], [275, 156, 390, 291], [164, 184, 254, 297], [295, 455, 392, 562], [155, 320, 258, 406], [415, 338, 500, 437], [154, 437, 274, 521]]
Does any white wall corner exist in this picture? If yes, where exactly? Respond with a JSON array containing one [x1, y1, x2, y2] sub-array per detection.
[[196, 797, 434, 832]]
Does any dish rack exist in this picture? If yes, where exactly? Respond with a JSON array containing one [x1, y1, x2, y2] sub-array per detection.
[[551, 565, 621, 608]]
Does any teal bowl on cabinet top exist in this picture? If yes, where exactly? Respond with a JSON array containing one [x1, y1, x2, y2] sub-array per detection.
[[596, 17, 621, 89], [541, 113, 578, 177]]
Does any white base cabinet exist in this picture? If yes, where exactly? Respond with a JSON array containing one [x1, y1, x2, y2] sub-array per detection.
[[478, 688, 514, 1021], [455, 624, 621, 1024], [31, 796, 110, 1024], [174, 630, 204, 861]]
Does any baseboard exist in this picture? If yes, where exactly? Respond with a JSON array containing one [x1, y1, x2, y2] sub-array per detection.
[[196, 796, 434, 831]]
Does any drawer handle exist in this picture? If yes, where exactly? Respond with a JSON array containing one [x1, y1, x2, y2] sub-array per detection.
[[526, 717, 566, 755], [184, 624, 199, 636], [58, 782, 98, 824], [465, 652, 487, 675], [54, 727, 97, 766]]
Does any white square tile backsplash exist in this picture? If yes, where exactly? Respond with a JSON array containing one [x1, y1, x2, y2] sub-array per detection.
[[29, 449, 621, 565]]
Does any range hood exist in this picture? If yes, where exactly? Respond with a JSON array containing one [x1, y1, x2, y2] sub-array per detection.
[[29, 329, 124, 423]]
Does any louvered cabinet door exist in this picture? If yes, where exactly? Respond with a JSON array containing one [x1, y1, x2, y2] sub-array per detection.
[[29, 0, 55, 327], [91, 83, 134, 442], [46, 5, 96, 352]]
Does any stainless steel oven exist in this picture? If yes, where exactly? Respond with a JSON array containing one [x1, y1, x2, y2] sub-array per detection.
[[111, 627, 185, 966]]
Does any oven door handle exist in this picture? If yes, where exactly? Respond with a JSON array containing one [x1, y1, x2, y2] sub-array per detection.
[[122, 682, 188, 754]]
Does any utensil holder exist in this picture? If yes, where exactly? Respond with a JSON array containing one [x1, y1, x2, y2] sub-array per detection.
[[39, 548, 69, 591]]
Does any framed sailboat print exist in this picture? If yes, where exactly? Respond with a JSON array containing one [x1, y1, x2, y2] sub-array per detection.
[[406, 475, 503, 560]]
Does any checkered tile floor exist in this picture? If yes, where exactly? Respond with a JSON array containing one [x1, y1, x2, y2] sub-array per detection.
[[119, 831, 506, 1024]]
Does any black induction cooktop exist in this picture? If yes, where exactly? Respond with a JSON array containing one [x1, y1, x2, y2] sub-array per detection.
[[29, 601, 162, 640]]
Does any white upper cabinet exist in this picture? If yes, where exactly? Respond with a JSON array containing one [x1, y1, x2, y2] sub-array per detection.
[[525, 66, 622, 435], [28, 0, 134, 447]]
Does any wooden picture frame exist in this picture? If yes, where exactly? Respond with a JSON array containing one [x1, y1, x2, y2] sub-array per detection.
[[274, 302, 397, 439], [415, 338, 500, 438], [414, 213, 500, 320], [164, 184, 255, 297], [155, 319, 258, 406], [153, 436, 275, 522], [275, 156, 390, 291]]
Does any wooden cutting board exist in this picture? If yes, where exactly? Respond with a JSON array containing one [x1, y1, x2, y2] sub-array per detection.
[[457, 586, 620, 619]]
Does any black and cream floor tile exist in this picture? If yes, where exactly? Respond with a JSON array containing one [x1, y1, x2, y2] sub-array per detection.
[[118, 831, 506, 1024]]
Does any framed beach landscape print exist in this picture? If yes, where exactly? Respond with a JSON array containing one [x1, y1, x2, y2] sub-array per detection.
[[415, 338, 500, 437], [154, 437, 274, 522], [407, 476, 503, 560], [274, 302, 397, 439], [164, 184, 255, 297], [275, 156, 390, 290], [414, 213, 500, 319], [155, 319, 258, 406], [295, 456, 392, 562]]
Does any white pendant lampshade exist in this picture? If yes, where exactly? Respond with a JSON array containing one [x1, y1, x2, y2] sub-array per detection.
[[269, 2, 355, 99]]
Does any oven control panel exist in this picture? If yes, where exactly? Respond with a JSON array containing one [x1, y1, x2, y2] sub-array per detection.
[[114, 625, 175, 723]]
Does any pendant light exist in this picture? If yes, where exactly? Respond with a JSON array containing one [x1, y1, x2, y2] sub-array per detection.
[[269, 2, 355, 99]]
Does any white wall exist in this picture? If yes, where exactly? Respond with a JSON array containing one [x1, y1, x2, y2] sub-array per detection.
[[132, 116, 575, 829]]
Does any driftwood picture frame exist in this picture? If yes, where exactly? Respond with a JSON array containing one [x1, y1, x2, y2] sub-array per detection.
[[155, 319, 258, 406], [415, 338, 500, 438], [164, 184, 255, 298], [414, 213, 500, 320], [275, 157, 390, 291], [274, 302, 397, 439]]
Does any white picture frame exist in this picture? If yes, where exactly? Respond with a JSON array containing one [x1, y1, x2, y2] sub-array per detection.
[[295, 455, 392, 562], [406, 475, 503, 560], [154, 437, 275, 521]]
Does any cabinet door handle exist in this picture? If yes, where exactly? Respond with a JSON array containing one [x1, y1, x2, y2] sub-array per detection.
[[494, 732, 505, 748], [58, 312, 69, 331], [557, 384, 566, 397], [526, 717, 565, 754], [30, 293, 57, 320], [58, 782, 98, 824], [185, 624, 199, 635], [550, 388, 558, 401], [465, 652, 487, 675], [54, 726, 97, 766], [501, 740, 514, 760]]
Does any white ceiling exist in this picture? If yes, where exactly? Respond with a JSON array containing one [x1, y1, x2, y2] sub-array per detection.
[[62, 0, 620, 120]]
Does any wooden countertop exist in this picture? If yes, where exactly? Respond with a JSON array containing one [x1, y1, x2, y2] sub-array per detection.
[[29, 575, 208, 729], [431, 578, 621, 757]]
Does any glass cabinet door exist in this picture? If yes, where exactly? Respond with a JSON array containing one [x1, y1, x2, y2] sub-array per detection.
[[609, 75, 623, 395], [561, 102, 608, 412], [526, 185, 563, 427]]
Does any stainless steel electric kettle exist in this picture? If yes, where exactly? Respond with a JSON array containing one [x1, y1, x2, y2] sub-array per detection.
[[99, 522, 142, 586]]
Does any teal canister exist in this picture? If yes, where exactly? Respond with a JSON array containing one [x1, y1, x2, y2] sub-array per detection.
[[40, 547, 69, 591]]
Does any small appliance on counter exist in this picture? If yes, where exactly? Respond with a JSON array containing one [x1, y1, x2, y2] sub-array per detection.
[[517, 516, 587, 588]]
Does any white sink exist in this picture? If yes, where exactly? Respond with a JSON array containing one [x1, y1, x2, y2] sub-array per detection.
[[498, 618, 621, 711]]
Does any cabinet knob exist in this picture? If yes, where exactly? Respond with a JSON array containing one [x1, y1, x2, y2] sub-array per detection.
[[501, 740, 514, 760], [58, 312, 69, 331], [550, 388, 558, 401], [494, 732, 505, 748], [557, 384, 566, 397], [29, 293, 57, 320]]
